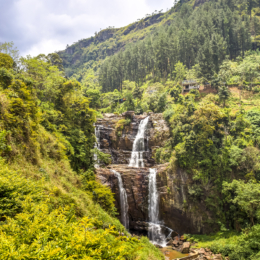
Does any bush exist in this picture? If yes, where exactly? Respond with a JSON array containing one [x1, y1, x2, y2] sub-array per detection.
[[163, 108, 175, 122], [0, 158, 42, 219], [0, 53, 13, 69], [81, 170, 116, 215], [115, 118, 131, 136]]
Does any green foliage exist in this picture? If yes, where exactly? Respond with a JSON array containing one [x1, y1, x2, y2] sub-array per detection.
[[163, 108, 175, 122], [0, 199, 157, 259], [218, 86, 231, 107], [0, 158, 42, 219], [169, 84, 182, 102], [116, 118, 131, 137], [98, 1, 255, 92], [189, 226, 260, 260], [0, 130, 11, 155], [84, 88, 101, 109], [223, 180, 260, 226], [92, 147, 112, 165], [0, 53, 14, 69], [0, 42, 19, 63], [0, 161, 163, 260], [81, 170, 116, 215], [18, 55, 96, 171], [174, 61, 187, 84]]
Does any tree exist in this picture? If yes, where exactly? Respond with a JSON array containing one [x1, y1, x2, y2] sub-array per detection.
[[174, 61, 187, 84], [84, 89, 101, 109], [0, 42, 19, 63], [218, 86, 230, 107], [223, 180, 260, 226], [0, 53, 14, 69]]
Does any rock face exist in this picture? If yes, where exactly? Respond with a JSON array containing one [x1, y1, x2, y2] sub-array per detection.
[[95, 113, 170, 166], [96, 112, 214, 235], [96, 164, 204, 234]]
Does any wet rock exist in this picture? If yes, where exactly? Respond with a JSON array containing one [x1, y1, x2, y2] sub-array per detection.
[[96, 163, 204, 234], [173, 240, 179, 247], [122, 111, 135, 118], [96, 113, 169, 166], [166, 237, 173, 242], [166, 238, 173, 246], [174, 236, 180, 241], [198, 248, 206, 255], [182, 242, 191, 253], [95, 112, 218, 235], [154, 244, 163, 248]]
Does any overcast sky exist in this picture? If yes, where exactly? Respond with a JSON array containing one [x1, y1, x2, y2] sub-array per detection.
[[0, 0, 174, 57]]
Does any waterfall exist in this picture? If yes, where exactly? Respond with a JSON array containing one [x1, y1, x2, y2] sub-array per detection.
[[111, 170, 129, 229], [148, 168, 173, 247], [94, 125, 101, 168], [129, 116, 150, 168]]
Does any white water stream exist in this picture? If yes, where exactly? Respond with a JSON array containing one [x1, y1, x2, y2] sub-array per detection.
[[111, 170, 129, 230], [94, 125, 101, 168], [129, 116, 150, 167], [148, 168, 173, 247]]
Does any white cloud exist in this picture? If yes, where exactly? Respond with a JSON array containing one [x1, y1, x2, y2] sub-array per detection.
[[0, 0, 174, 56]]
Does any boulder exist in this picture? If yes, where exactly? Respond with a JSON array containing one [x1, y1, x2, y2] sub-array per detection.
[[174, 236, 180, 241], [198, 248, 206, 254], [182, 242, 191, 254], [180, 235, 186, 241], [213, 254, 222, 260], [122, 111, 135, 118], [166, 239, 173, 246], [173, 240, 179, 247]]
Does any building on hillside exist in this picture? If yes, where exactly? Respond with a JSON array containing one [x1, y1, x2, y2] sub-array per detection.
[[182, 79, 200, 93]]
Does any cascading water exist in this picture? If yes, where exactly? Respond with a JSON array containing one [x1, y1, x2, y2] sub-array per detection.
[[94, 125, 101, 168], [148, 168, 173, 247], [129, 116, 150, 168], [111, 170, 129, 229]]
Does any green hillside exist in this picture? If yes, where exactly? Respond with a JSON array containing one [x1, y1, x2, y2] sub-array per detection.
[[0, 51, 164, 259]]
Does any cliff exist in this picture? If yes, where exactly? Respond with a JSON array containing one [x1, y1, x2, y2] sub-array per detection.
[[95, 112, 170, 166], [95, 113, 216, 235]]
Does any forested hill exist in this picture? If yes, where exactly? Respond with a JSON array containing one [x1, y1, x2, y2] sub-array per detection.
[[58, 0, 260, 90], [57, 4, 170, 78], [57, 0, 205, 78]]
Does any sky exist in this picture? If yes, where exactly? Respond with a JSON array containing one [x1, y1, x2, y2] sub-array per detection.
[[0, 0, 174, 57]]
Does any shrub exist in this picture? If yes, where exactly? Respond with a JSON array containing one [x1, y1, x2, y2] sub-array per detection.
[[115, 118, 131, 136], [0, 158, 42, 219], [0, 53, 13, 69]]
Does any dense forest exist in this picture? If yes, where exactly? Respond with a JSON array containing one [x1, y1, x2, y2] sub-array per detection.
[[1, 0, 260, 259]]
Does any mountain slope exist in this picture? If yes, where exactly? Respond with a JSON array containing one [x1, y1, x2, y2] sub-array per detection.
[[58, 0, 260, 92]]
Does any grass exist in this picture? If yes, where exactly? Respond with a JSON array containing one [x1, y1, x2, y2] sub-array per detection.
[[186, 231, 241, 250], [8, 155, 125, 231]]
